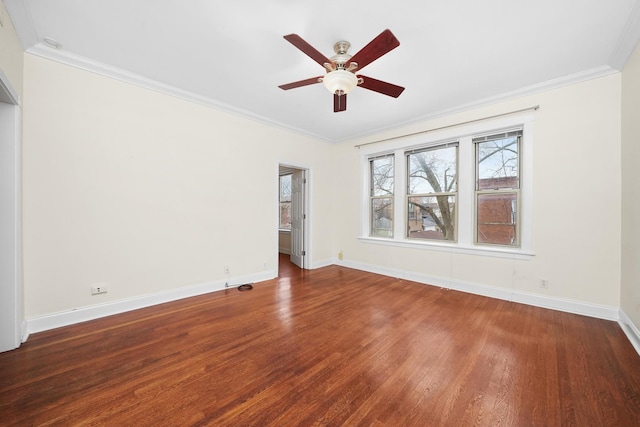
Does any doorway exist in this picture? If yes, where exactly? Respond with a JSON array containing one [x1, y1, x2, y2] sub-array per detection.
[[278, 165, 308, 270], [0, 73, 22, 352]]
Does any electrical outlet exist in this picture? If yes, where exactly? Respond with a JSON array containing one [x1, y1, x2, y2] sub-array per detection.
[[91, 284, 108, 295], [540, 279, 548, 289], [338, 251, 344, 260], [224, 266, 230, 274]]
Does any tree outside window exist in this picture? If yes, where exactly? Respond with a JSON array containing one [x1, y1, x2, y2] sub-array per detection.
[[370, 155, 394, 237], [406, 144, 458, 241]]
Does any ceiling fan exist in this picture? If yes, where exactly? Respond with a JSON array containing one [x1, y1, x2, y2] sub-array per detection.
[[278, 29, 405, 112]]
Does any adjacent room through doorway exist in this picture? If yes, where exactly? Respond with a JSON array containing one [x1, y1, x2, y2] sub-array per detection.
[[278, 164, 307, 271]]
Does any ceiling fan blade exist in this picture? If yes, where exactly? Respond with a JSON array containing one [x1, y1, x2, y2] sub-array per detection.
[[358, 75, 405, 98], [283, 34, 333, 68], [349, 29, 400, 71], [278, 76, 323, 90], [334, 93, 347, 112]]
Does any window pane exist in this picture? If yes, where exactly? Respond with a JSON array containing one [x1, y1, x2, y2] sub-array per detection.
[[279, 175, 292, 229], [371, 156, 394, 197], [280, 174, 292, 201], [477, 193, 517, 246], [408, 145, 457, 194], [407, 195, 456, 241], [279, 202, 291, 229], [371, 197, 393, 237], [477, 136, 519, 190]]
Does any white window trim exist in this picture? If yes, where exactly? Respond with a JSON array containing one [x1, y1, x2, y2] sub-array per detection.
[[359, 112, 535, 260]]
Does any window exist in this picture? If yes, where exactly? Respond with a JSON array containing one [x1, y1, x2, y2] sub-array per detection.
[[474, 131, 521, 246], [360, 112, 533, 258], [279, 174, 292, 229], [406, 143, 458, 241], [370, 155, 394, 237]]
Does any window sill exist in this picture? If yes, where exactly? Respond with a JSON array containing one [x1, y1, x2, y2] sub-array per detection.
[[358, 236, 535, 260], [278, 229, 292, 233]]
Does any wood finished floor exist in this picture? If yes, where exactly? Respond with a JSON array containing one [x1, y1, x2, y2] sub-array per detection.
[[1, 254, 640, 426]]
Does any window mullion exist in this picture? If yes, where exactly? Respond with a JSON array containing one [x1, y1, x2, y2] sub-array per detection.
[[457, 136, 473, 245], [393, 148, 406, 240]]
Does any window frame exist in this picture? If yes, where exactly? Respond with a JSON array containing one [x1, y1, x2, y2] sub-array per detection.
[[279, 173, 292, 231], [369, 154, 395, 238], [405, 142, 459, 242], [473, 130, 522, 247], [359, 112, 534, 260]]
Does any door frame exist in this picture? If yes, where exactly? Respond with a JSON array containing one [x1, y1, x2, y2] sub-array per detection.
[[0, 69, 23, 352], [278, 163, 310, 270]]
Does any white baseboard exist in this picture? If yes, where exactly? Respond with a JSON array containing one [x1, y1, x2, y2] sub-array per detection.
[[26, 259, 634, 356], [21, 320, 29, 343], [310, 257, 335, 269], [336, 259, 620, 321], [619, 309, 640, 356], [26, 270, 277, 334]]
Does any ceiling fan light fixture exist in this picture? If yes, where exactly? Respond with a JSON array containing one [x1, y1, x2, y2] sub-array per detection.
[[322, 69, 358, 95]]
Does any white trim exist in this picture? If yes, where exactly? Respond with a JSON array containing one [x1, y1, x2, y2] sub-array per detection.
[[358, 236, 534, 260], [344, 66, 617, 143], [0, 79, 22, 352], [17, 43, 618, 144], [2, 0, 38, 48], [310, 257, 335, 269], [24, 45, 334, 143], [21, 320, 29, 343], [619, 309, 640, 357], [609, 0, 640, 70], [335, 258, 619, 321], [0, 68, 20, 105], [26, 270, 276, 334]]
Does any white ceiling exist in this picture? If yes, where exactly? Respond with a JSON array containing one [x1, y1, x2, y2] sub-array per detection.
[[5, 0, 640, 142]]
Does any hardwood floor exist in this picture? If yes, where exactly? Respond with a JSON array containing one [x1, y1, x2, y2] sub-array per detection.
[[1, 254, 639, 426]]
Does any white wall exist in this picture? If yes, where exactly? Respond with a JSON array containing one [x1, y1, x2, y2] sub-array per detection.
[[17, 47, 632, 333], [22, 54, 334, 321], [621, 42, 640, 333], [333, 75, 622, 314]]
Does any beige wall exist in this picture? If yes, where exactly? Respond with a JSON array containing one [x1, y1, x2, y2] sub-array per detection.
[[278, 230, 291, 254], [0, 0, 23, 97], [16, 42, 633, 329], [621, 42, 640, 330], [22, 54, 333, 318], [333, 74, 622, 309]]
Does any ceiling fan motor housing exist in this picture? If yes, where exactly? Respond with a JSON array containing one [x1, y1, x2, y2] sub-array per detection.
[[331, 40, 353, 69]]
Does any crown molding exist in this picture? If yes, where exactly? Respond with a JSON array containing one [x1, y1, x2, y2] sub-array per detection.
[[343, 65, 619, 143], [2, 0, 37, 48], [609, 0, 640, 70], [25, 43, 333, 143], [25, 44, 620, 145]]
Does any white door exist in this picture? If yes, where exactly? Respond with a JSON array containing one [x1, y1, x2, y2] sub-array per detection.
[[290, 169, 306, 268]]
